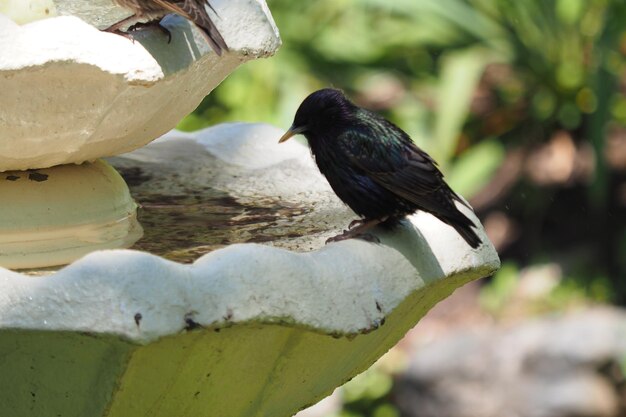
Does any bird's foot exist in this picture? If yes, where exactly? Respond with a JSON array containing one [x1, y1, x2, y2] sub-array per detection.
[[325, 229, 360, 244], [103, 14, 138, 40], [325, 230, 380, 244], [348, 216, 389, 230], [104, 17, 172, 43], [326, 218, 385, 244], [325, 230, 351, 244]]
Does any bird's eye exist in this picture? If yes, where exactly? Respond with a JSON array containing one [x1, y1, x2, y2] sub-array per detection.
[[294, 116, 307, 127]]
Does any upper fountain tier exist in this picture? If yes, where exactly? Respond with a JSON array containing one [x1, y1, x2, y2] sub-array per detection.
[[0, 0, 281, 172]]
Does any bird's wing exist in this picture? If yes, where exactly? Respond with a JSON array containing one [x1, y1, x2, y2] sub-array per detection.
[[337, 121, 470, 209], [151, 0, 190, 17]]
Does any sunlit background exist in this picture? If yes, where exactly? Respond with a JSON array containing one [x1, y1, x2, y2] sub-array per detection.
[[181, 1, 626, 416]]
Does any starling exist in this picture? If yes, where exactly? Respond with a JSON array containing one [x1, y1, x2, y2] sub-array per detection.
[[107, 0, 228, 55], [279, 88, 482, 248]]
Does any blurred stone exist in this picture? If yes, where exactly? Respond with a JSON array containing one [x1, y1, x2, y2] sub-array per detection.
[[395, 308, 626, 417], [526, 131, 576, 185], [525, 131, 595, 186], [516, 263, 561, 300], [482, 211, 519, 252], [574, 141, 595, 182], [400, 281, 490, 350]]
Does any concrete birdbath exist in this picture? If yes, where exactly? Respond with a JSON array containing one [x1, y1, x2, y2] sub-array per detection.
[[0, 2, 500, 417]]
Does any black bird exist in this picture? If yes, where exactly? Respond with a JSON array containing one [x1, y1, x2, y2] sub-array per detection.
[[279, 88, 482, 248]]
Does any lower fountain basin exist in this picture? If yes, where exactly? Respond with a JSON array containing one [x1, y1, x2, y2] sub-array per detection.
[[0, 122, 500, 417]]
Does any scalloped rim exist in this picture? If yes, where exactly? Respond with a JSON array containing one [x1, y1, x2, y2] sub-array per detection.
[[0, 123, 500, 342], [0, 208, 499, 343]]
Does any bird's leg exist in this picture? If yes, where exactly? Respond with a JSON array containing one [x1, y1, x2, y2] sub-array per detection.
[[104, 14, 140, 34], [326, 218, 384, 244]]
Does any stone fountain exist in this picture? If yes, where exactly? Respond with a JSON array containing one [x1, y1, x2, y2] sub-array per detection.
[[0, 2, 500, 417]]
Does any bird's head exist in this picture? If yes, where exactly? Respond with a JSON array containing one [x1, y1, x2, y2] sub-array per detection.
[[279, 88, 356, 143]]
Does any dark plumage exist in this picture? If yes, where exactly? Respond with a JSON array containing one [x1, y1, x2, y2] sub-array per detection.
[[279, 88, 482, 248], [108, 0, 228, 55]]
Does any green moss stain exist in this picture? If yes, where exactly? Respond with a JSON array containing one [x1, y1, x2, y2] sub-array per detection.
[[0, 331, 134, 417]]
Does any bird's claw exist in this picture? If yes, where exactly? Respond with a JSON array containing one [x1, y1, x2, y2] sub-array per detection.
[[325, 232, 350, 244], [348, 219, 364, 229], [325, 230, 380, 244], [157, 23, 173, 43]]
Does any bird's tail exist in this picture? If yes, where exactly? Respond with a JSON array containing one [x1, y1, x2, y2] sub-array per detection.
[[423, 187, 482, 248], [195, 20, 228, 56], [175, 1, 228, 55], [442, 211, 482, 249]]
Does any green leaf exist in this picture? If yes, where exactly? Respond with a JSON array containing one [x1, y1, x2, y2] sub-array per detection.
[[431, 48, 492, 168], [556, 0, 585, 25], [362, 0, 507, 47], [446, 138, 505, 198]]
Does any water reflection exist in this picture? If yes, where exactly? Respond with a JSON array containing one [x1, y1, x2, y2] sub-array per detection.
[[108, 142, 345, 263], [128, 183, 316, 263]]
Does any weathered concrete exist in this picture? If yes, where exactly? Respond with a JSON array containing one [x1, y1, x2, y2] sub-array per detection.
[[0, 160, 141, 269]]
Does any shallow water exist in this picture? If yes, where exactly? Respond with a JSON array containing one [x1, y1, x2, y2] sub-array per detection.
[[17, 138, 350, 274], [130, 189, 317, 263], [112, 160, 343, 263]]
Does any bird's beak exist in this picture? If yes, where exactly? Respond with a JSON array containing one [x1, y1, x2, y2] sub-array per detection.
[[278, 125, 307, 143]]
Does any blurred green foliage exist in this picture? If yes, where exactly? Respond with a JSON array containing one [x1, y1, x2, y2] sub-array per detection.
[[182, 0, 626, 214], [180, 0, 512, 196], [479, 261, 520, 314], [479, 260, 613, 317], [339, 369, 398, 417]]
